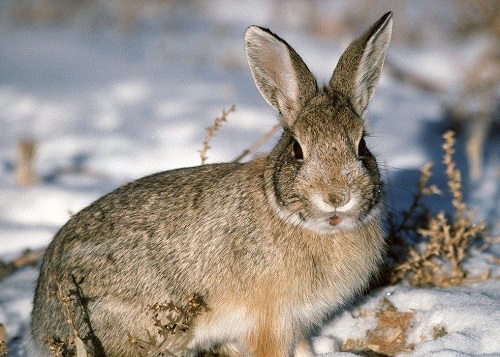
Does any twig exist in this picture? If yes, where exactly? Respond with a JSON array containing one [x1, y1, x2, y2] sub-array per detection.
[[129, 294, 207, 357], [15, 138, 38, 186], [390, 162, 441, 236], [232, 123, 281, 163], [13, 248, 45, 268], [0, 248, 46, 282], [389, 131, 493, 287], [384, 59, 445, 93], [50, 273, 79, 341], [442, 131, 466, 219], [199, 105, 235, 165], [0, 324, 7, 357], [45, 273, 88, 357]]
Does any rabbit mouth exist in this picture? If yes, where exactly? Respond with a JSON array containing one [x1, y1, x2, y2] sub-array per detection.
[[308, 207, 379, 234], [328, 215, 342, 226], [304, 192, 364, 232], [268, 190, 378, 234], [300, 213, 359, 234], [324, 212, 354, 228]]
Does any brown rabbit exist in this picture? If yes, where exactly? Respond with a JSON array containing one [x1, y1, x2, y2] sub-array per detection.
[[30, 12, 393, 357]]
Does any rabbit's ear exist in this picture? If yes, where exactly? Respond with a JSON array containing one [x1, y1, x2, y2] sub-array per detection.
[[245, 26, 317, 127], [330, 12, 392, 119]]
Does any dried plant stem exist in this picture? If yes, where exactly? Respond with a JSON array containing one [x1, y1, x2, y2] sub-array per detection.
[[342, 298, 415, 355], [0, 324, 6, 357], [442, 131, 466, 219], [384, 59, 444, 93], [50, 274, 79, 341], [129, 294, 207, 357], [389, 130, 491, 287], [45, 273, 88, 357], [232, 123, 281, 162], [15, 138, 38, 186], [0, 248, 46, 282], [199, 105, 235, 165], [388, 162, 441, 237]]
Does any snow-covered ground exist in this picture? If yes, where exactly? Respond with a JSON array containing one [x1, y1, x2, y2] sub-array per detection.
[[1, 1, 499, 356]]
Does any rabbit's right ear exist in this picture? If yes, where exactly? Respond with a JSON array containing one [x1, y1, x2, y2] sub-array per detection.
[[245, 26, 317, 128]]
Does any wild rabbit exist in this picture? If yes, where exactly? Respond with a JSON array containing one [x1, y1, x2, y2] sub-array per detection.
[[31, 12, 393, 357]]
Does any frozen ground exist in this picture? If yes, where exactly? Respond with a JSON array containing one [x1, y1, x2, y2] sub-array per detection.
[[1, 2, 499, 356]]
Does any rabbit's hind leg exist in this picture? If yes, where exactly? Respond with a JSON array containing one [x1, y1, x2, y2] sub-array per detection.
[[244, 320, 289, 357], [197, 342, 242, 357], [293, 338, 314, 357]]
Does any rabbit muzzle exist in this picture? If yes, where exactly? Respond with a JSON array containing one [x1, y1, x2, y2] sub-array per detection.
[[308, 192, 365, 231], [309, 192, 356, 213]]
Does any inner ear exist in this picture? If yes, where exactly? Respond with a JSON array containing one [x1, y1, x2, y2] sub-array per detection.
[[245, 26, 317, 127], [329, 12, 393, 119]]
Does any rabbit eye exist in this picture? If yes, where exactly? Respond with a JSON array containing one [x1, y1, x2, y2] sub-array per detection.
[[358, 137, 367, 157], [292, 139, 304, 160]]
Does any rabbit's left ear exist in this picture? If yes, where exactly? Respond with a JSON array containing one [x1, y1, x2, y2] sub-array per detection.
[[330, 12, 393, 119], [245, 26, 317, 128]]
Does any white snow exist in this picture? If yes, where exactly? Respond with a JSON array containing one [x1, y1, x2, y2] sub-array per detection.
[[0, 1, 499, 356]]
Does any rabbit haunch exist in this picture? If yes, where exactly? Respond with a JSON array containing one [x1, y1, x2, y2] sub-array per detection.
[[31, 12, 393, 357]]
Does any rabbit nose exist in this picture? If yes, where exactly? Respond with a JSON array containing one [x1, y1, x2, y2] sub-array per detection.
[[327, 193, 350, 208]]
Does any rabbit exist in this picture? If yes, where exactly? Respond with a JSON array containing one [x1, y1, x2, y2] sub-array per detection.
[[30, 12, 393, 357]]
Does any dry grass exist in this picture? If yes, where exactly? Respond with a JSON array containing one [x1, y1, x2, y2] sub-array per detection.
[[15, 139, 38, 186], [0, 324, 7, 357], [44, 273, 87, 357], [199, 105, 235, 165], [341, 298, 415, 356], [198, 104, 281, 164], [386, 161, 442, 247], [232, 123, 281, 163], [43, 273, 205, 357], [0, 248, 45, 282], [432, 325, 448, 340], [128, 294, 207, 357], [341, 298, 452, 356], [5, 0, 177, 29], [388, 131, 494, 287]]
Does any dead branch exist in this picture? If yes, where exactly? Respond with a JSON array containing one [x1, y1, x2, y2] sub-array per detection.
[[0, 248, 46, 282], [0, 324, 7, 357], [232, 123, 281, 163], [129, 294, 207, 357], [13, 248, 45, 268], [384, 59, 445, 93], [44, 273, 88, 357], [15, 139, 38, 186], [388, 131, 494, 287], [199, 105, 235, 165]]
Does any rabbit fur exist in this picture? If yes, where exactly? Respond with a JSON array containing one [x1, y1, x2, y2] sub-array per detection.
[[31, 12, 393, 357]]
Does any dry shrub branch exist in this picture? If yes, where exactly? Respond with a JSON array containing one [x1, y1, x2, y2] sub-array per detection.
[[342, 298, 415, 355], [389, 130, 493, 287], [129, 294, 207, 357], [15, 139, 38, 186], [0, 248, 45, 282], [341, 298, 451, 357], [387, 162, 442, 247], [44, 273, 87, 357], [232, 123, 281, 163], [0, 324, 7, 357], [199, 105, 235, 165], [199, 104, 280, 165]]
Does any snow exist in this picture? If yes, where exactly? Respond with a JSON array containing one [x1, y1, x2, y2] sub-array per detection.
[[1, 2, 499, 356]]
